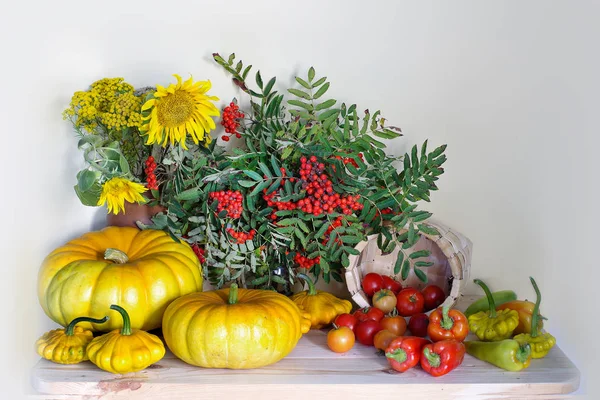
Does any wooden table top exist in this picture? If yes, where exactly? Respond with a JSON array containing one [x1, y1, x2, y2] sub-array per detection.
[[30, 295, 580, 399]]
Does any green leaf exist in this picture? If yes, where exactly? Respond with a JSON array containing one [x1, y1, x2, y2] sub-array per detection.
[[77, 170, 97, 192], [295, 228, 308, 247], [176, 189, 202, 201], [278, 218, 299, 226], [249, 180, 270, 197], [266, 177, 282, 194], [409, 250, 430, 259], [288, 88, 311, 100], [414, 268, 428, 283], [341, 235, 362, 244], [227, 53, 236, 65], [256, 71, 263, 89], [295, 76, 311, 89], [288, 99, 313, 111], [315, 221, 330, 239], [243, 170, 263, 181], [394, 251, 404, 275], [242, 64, 252, 80], [341, 252, 350, 268], [373, 130, 402, 139], [320, 258, 330, 273], [401, 259, 410, 280], [313, 82, 330, 99], [312, 76, 327, 87], [315, 99, 336, 111], [415, 261, 434, 267], [73, 182, 101, 206], [297, 219, 310, 233], [318, 108, 339, 122], [264, 77, 276, 95], [258, 162, 272, 178], [238, 180, 257, 188], [308, 67, 315, 81], [417, 224, 439, 236]]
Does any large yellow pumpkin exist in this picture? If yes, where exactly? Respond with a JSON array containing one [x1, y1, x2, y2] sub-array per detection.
[[162, 284, 311, 369], [38, 226, 203, 332]]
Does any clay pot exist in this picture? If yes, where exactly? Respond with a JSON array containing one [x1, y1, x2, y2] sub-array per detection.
[[106, 200, 166, 228]]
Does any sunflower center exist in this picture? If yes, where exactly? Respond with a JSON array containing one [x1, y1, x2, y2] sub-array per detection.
[[157, 90, 195, 127]]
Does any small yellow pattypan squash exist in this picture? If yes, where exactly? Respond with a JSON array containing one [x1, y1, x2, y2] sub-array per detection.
[[87, 305, 165, 374], [290, 273, 353, 329], [35, 315, 109, 364]]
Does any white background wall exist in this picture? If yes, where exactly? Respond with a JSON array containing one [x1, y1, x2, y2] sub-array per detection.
[[1, 0, 598, 398]]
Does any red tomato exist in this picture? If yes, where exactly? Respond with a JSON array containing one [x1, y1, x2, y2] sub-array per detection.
[[408, 313, 429, 337], [353, 307, 385, 323], [327, 326, 355, 353], [379, 315, 407, 336], [372, 289, 397, 314], [334, 313, 358, 332], [396, 288, 425, 317], [381, 275, 402, 294], [361, 272, 384, 297], [355, 320, 382, 346], [422, 284, 446, 311]]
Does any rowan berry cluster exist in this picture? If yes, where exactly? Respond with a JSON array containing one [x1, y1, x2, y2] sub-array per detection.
[[226, 228, 257, 244], [191, 244, 206, 264], [322, 216, 344, 246], [294, 252, 321, 269], [209, 190, 243, 218], [220, 102, 244, 141], [334, 152, 364, 168], [144, 156, 158, 190]]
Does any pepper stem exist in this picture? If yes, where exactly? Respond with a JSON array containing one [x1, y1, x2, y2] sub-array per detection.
[[110, 304, 132, 336], [423, 348, 441, 368], [297, 273, 317, 296], [104, 248, 129, 264], [65, 316, 109, 336], [529, 277, 542, 338], [474, 279, 497, 318], [516, 343, 532, 364], [385, 348, 408, 364], [440, 305, 454, 330], [228, 283, 239, 304]]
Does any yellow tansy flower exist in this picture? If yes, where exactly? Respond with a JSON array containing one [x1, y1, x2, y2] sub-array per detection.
[[97, 177, 147, 215], [140, 74, 220, 149]]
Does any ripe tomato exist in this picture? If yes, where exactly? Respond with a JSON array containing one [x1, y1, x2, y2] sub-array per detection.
[[353, 307, 385, 323], [382, 275, 402, 294], [380, 315, 407, 336], [361, 272, 384, 297], [372, 289, 397, 314], [334, 313, 358, 332], [355, 320, 382, 346], [422, 284, 446, 311], [373, 329, 399, 351], [327, 326, 355, 353], [408, 313, 429, 337], [396, 288, 425, 317]]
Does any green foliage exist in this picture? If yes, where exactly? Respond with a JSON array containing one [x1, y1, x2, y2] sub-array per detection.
[[140, 53, 448, 291]]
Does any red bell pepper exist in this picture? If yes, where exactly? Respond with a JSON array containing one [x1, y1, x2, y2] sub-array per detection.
[[420, 339, 466, 377], [427, 305, 469, 342], [384, 336, 431, 373]]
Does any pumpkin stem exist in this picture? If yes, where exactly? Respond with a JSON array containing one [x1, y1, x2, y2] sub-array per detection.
[[65, 316, 109, 336], [104, 248, 129, 264], [297, 273, 317, 296], [110, 304, 132, 336], [228, 283, 239, 305]]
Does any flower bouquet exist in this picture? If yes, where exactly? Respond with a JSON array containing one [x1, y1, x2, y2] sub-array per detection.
[[63, 52, 447, 293]]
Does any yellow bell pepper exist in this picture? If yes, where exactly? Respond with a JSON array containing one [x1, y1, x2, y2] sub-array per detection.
[[468, 279, 519, 341], [35, 315, 109, 364], [290, 273, 352, 329], [513, 277, 556, 358], [87, 305, 165, 374], [496, 300, 544, 335]]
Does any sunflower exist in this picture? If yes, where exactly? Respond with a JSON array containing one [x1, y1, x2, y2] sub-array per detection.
[[140, 74, 220, 149], [97, 177, 147, 215]]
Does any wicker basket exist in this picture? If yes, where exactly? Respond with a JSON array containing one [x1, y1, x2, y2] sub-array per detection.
[[344, 218, 472, 310]]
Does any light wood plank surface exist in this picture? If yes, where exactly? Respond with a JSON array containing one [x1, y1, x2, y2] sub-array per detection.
[[30, 295, 580, 399]]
